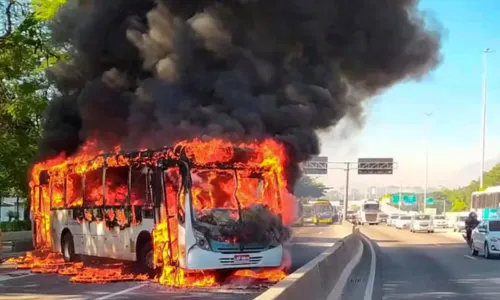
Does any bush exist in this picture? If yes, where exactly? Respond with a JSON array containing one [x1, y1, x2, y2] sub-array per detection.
[[0, 220, 32, 232]]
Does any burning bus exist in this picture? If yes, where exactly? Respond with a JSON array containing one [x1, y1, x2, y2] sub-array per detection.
[[30, 139, 291, 276]]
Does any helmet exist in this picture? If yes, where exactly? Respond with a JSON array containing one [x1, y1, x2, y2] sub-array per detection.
[[469, 212, 477, 219]]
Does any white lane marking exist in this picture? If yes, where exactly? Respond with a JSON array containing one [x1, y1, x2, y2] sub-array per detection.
[[327, 239, 364, 300], [361, 234, 376, 300], [0, 273, 34, 282], [93, 284, 147, 300], [464, 255, 477, 260]]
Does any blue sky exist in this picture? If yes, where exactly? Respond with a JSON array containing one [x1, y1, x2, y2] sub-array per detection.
[[317, 0, 500, 190]]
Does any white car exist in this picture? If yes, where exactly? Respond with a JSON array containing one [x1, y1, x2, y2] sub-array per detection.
[[388, 214, 401, 226], [432, 215, 448, 229], [471, 218, 500, 258], [395, 215, 411, 229], [410, 214, 434, 233]]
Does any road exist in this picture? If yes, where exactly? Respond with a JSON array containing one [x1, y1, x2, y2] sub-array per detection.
[[0, 223, 353, 300], [342, 224, 500, 300]]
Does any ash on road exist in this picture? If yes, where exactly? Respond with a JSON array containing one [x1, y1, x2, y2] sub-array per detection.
[[0, 223, 352, 300]]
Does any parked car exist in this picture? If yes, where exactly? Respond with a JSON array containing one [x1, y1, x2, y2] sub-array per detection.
[[410, 214, 434, 233], [395, 215, 411, 229], [470, 218, 500, 258]]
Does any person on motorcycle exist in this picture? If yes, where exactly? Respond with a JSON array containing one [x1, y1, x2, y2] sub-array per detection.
[[464, 211, 480, 243]]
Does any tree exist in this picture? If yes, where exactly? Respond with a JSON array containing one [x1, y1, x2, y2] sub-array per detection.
[[293, 176, 328, 198], [0, 1, 65, 218]]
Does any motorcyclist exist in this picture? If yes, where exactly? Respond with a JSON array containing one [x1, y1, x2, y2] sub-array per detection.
[[464, 211, 480, 243]]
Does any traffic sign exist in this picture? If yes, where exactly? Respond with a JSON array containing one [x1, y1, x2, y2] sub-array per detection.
[[391, 195, 400, 204], [357, 158, 394, 175], [426, 197, 434, 204], [303, 156, 328, 175], [403, 195, 417, 205]]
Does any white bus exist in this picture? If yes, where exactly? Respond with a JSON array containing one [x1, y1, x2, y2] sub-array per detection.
[[471, 186, 500, 220], [31, 142, 285, 272], [355, 200, 380, 225]]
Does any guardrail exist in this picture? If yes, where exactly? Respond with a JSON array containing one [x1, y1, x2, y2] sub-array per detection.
[[255, 226, 362, 300]]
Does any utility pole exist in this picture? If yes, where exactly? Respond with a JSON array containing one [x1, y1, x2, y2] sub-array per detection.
[[480, 48, 492, 189], [344, 163, 350, 222], [423, 112, 432, 213]]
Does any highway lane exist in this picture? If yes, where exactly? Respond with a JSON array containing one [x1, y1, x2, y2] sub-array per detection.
[[352, 224, 500, 300], [0, 223, 353, 300]]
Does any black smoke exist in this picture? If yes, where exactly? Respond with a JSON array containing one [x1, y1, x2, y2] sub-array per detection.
[[39, 0, 442, 188]]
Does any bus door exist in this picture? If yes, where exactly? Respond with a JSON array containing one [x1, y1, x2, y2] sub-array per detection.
[[35, 171, 51, 249], [162, 166, 181, 265]]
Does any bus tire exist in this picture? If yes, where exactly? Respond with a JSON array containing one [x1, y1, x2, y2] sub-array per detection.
[[61, 232, 77, 262], [138, 240, 154, 274]]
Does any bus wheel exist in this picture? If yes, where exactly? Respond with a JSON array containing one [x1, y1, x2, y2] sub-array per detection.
[[61, 232, 77, 262], [138, 240, 154, 274]]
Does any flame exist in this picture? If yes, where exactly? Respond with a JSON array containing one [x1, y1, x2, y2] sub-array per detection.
[[25, 138, 291, 287]]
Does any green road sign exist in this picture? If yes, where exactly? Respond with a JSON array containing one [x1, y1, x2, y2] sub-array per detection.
[[403, 195, 417, 204], [391, 195, 400, 204], [426, 197, 434, 204]]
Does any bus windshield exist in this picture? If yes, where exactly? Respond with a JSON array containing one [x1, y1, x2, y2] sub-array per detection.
[[314, 204, 333, 213], [363, 203, 379, 210], [191, 169, 241, 224], [303, 206, 314, 217]]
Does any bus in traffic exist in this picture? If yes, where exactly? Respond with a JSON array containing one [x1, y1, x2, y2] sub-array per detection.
[[30, 140, 287, 272], [471, 186, 500, 220], [311, 200, 336, 225]]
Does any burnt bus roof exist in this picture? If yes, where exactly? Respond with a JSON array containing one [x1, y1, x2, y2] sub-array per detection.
[[38, 144, 273, 175]]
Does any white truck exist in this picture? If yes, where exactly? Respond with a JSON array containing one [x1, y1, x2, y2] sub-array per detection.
[[355, 199, 380, 225]]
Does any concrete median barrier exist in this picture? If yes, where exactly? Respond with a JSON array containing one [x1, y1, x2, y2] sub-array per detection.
[[255, 226, 362, 300]]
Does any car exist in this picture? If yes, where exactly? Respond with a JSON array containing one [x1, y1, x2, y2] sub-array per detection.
[[388, 214, 401, 226], [410, 214, 434, 233], [432, 215, 448, 229], [453, 215, 468, 232], [470, 218, 500, 258], [379, 213, 389, 224], [395, 215, 411, 229]]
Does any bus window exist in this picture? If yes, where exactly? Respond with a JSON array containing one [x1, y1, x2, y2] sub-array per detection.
[[130, 166, 148, 206], [235, 170, 265, 208], [84, 168, 104, 207], [105, 166, 129, 206], [51, 173, 65, 209], [67, 173, 83, 207]]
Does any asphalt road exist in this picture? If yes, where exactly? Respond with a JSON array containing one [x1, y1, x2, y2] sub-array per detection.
[[0, 223, 353, 300], [341, 224, 500, 300]]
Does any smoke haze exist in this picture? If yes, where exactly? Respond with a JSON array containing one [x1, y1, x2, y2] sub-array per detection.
[[39, 0, 442, 187]]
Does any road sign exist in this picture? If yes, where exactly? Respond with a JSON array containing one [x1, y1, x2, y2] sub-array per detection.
[[403, 195, 417, 205], [357, 158, 394, 175], [426, 197, 434, 204], [302, 156, 328, 175], [391, 195, 400, 204]]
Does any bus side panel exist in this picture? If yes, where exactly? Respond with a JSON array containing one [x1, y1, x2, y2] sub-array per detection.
[[50, 210, 69, 253], [107, 218, 155, 261]]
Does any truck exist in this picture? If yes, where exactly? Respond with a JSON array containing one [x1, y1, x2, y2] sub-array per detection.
[[355, 199, 380, 225]]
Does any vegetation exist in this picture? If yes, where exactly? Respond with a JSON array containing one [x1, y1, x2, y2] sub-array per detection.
[[1, 1, 66, 218], [0, 219, 31, 232], [293, 176, 329, 198]]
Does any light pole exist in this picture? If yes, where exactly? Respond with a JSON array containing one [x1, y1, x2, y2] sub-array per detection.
[[480, 48, 492, 189], [423, 112, 432, 212]]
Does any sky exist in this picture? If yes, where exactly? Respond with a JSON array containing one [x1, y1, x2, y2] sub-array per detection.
[[316, 0, 500, 190]]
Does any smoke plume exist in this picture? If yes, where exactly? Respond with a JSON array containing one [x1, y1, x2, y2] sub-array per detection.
[[40, 0, 442, 187]]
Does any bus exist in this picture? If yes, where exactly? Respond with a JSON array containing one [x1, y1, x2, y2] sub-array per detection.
[[471, 186, 500, 220], [30, 140, 286, 272], [311, 200, 336, 225]]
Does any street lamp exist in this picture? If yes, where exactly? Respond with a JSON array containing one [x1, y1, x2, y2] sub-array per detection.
[[480, 48, 492, 189], [423, 112, 432, 212]]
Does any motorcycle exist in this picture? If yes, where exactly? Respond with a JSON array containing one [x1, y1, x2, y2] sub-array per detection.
[[462, 224, 478, 249]]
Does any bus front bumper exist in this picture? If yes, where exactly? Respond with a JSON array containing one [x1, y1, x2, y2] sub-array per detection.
[[185, 244, 284, 270]]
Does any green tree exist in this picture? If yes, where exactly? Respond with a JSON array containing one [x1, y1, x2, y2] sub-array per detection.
[[293, 176, 328, 198], [1, 1, 65, 218]]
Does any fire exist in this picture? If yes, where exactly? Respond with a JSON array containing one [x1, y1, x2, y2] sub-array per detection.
[[24, 138, 291, 287]]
